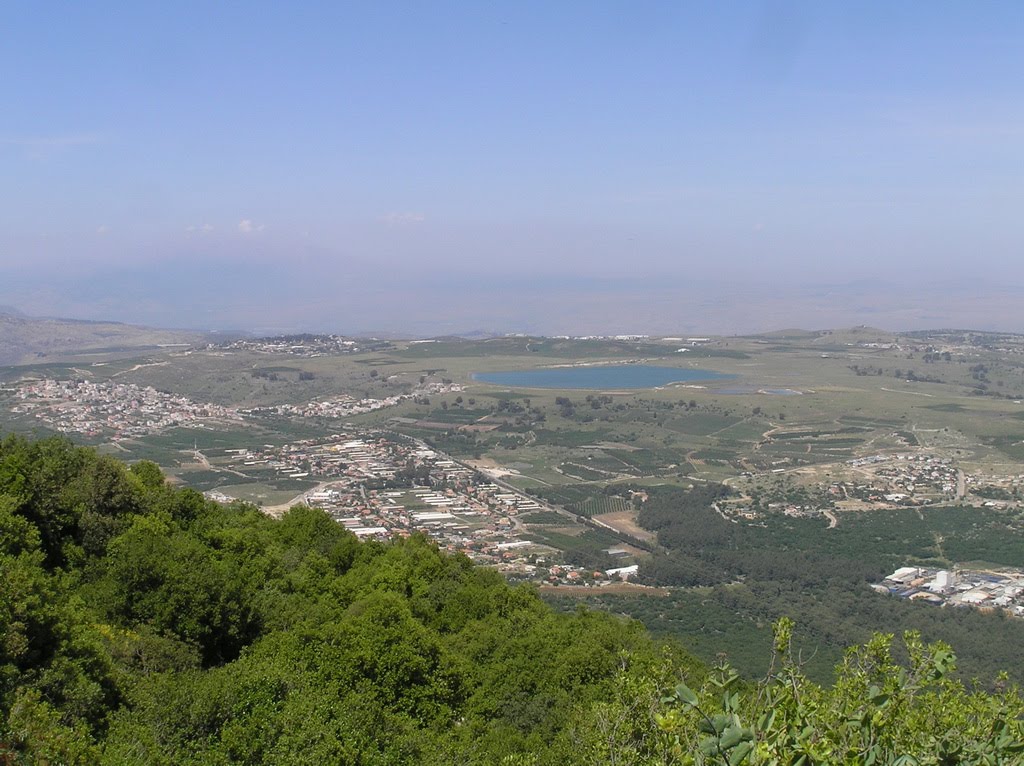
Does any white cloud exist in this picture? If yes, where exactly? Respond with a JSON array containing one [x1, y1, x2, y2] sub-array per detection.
[[379, 211, 427, 226], [185, 223, 215, 235], [238, 219, 265, 234], [96, 225, 109, 236]]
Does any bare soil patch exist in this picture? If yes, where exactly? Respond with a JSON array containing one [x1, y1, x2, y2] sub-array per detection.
[[593, 511, 657, 542]]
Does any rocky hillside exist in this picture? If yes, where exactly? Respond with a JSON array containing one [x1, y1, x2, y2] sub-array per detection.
[[0, 311, 209, 365]]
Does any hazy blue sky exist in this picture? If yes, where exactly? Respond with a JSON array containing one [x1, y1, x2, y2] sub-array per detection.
[[2, 2, 1023, 333]]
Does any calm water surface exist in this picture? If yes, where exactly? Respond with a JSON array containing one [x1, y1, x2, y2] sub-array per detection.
[[472, 364, 735, 389]]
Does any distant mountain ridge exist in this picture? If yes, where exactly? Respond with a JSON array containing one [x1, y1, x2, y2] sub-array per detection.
[[0, 310, 210, 366]]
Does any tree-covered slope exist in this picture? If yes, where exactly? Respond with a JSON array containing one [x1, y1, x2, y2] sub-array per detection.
[[0, 434, 688, 764], [1, 435, 1022, 764]]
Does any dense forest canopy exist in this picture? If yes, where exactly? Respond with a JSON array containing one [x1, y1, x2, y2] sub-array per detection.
[[1, 434, 1022, 764]]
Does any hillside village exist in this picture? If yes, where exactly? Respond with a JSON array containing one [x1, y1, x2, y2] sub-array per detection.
[[6, 377, 463, 436], [215, 334, 393, 356], [725, 451, 1022, 524], [242, 380, 463, 420], [10, 378, 243, 437]]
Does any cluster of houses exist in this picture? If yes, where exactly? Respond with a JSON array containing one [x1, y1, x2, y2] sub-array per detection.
[[212, 431, 637, 585], [12, 378, 242, 438], [243, 380, 463, 421], [244, 394, 407, 420], [868, 453, 959, 496], [729, 443, 1024, 526], [298, 458, 557, 576], [215, 334, 391, 356], [303, 460, 638, 585], [727, 453, 959, 519], [876, 566, 1024, 618], [9, 372, 467, 441], [841, 453, 1019, 508], [224, 433, 454, 482]]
